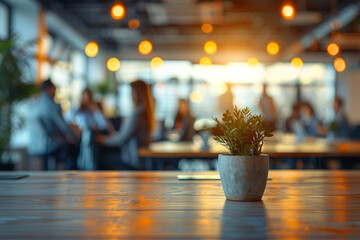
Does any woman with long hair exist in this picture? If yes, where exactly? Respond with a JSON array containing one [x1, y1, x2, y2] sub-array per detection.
[[97, 80, 155, 169]]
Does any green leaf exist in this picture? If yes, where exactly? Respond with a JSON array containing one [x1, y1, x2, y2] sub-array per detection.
[[213, 105, 274, 156]]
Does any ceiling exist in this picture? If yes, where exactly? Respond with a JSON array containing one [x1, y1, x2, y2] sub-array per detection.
[[39, 0, 360, 63]]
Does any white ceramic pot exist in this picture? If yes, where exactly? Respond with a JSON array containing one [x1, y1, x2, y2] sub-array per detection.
[[218, 154, 269, 202]]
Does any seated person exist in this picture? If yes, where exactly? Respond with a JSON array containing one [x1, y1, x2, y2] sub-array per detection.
[[173, 99, 195, 141], [97, 80, 155, 169], [330, 96, 351, 139], [28, 79, 79, 170], [285, 103, 306, 141], [300, 102, 326, 137], [285, 103, 301, 133]]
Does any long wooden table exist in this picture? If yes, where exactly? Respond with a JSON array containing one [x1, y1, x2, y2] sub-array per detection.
[[139, 140, 360, 158], [0, 171, 360, 239]]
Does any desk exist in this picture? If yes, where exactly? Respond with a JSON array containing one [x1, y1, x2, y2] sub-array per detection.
[[139, 140, 360, 158], [0, 171, 360, 239]]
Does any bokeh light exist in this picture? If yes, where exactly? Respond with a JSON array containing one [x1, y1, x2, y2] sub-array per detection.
[[111, 3, 126, 20], [327, 43, 340, 56], [334, 57, 346, 72], [291, 57, 303, 68], [204, 41, 217, 54], [201, 23, 213, 34], [199, 57, 212, 65], [107, 58, 121, 72], [138, 40, 153, 55], [128, 18, 140, 29], [267, 41, 280, 55], [247, 57, 259, 67], [189, 91, 204, 103], [150, 57, 164, 70], [85, 41, 98, 57], [282, 4, 295, 20]]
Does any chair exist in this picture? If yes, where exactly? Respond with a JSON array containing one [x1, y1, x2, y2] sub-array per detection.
[[351, 125, 360, 140], [28, 117, 58, 170]]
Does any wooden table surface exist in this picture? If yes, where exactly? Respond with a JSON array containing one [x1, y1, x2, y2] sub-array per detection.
[[139, 140, 360, 158], [1, 171, 360, 239]]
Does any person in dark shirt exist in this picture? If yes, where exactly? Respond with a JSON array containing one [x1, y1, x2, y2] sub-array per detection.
[[331, 96, 351, 139]]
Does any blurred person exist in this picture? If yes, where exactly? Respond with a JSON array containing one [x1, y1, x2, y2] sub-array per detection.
[[28, 79, 79, 169], [75, 88, 114, 134], [174, 99, 195, 141], [329, 96, 351, 139], [285, 103, 302, 133], [97, 80, 155, 169], [284, 103, 307, 144], [75, 89, 114, 170], [217, 82, 234, 116], [259, 84, 278, 129], [300, 102, 326, 137]]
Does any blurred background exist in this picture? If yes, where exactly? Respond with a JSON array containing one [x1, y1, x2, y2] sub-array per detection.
[[1, 0, 360, 171]]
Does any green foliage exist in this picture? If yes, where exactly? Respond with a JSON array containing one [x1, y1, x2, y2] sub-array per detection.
[[329, 121, 338, 132], [91, 72, 118, 95], [0, 37, 39, 155], [213, 106, 274, 156]]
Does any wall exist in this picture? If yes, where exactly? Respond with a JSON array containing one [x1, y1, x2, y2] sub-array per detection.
[[336, 52, 360, 126]]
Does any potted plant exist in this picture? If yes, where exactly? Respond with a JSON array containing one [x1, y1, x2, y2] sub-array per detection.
[[0, 37, 38, 167], [213, 106, 274, 201]]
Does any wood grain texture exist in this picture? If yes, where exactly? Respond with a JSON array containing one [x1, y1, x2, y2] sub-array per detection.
[[139, 140, 360, 158], [0, 171, 360, 239]]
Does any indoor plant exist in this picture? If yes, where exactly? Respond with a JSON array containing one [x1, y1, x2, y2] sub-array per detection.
[[213, 106, 274, 201], [0, 37, 38, 165]]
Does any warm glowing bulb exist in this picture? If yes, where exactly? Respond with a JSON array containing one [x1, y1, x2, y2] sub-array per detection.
[[111, 3, 126, 20], [267, 41, 280, 55], [189, 91, 204, 103], [334, 57, 346, 72], [327, 43, 340, 56], [138, 40, 153, 55], [201, 23, 213, 34], [282, 4, 295, 19], [199, 57, 212, 65], [107, 58, 120, 72], [85, 41, 98, 57], [247, 57, 259, 67], [291, 57, 303, 68], [204, 41, 217, 54], [150, 57, 164, 70], [128, 18, 140, 29]]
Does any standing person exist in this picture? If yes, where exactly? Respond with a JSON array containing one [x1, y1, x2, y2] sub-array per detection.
[[330, 96, 351, 139], [75, 89, 114, 170], [97, 80, 155, 169], [217, 82, 234, 116], [174, 99, 195, 141], [76, 89, 114, 134], [259, 84, 278, 130], [28, 79, 79, 169]]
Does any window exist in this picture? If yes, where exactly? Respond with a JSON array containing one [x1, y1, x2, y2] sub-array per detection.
[[0, 1, 10, 40]]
